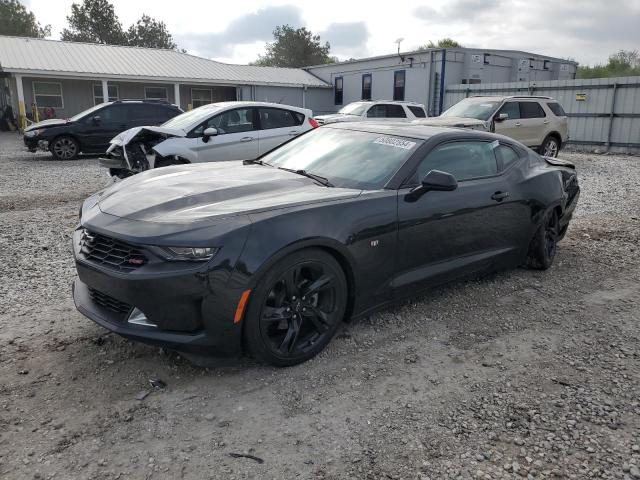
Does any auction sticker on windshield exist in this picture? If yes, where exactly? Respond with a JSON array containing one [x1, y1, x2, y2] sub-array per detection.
[[373, 136, 416, 150]]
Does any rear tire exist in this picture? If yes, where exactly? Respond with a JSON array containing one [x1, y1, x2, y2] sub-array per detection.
[[526, 209, 559, 270], [539, 135, 560, 158], [50, 136, 79, 160], [243, 249, 348, 367]]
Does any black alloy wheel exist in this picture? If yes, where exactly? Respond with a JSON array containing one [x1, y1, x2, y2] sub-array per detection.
[[51, 136, 79, 160], [244, 249, 347, 366]]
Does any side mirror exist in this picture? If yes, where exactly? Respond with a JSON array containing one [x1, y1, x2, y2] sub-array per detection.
[[421, 169, 458, 191], [92, 115, 101, 124], [407, 170, 457, 201], [202, 127, 218, 143], [495, 113, 509, 122]]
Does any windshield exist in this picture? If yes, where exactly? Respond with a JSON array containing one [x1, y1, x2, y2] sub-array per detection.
[[338, 103, 369, 116], [161, 105, 222, 131], [69, 104, 105, 122], [260, 127, 421, 189], [441, 99, 501, 121]]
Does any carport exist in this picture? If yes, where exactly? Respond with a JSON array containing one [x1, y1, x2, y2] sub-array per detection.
[[0, 35, 331, 129]]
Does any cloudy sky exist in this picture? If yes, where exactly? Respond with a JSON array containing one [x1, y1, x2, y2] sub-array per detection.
[[24, 0, 640, 66]]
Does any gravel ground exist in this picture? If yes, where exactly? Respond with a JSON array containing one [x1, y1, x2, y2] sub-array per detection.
[[0, 131, 639, 480]]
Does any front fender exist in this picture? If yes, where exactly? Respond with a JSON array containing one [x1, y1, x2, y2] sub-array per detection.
[[152, 138, 197, 163]]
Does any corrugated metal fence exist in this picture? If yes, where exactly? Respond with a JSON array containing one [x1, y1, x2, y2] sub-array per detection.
[[444, 76, 640, 153]]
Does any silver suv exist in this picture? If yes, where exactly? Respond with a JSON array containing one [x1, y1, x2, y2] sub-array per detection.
[[315, 101, 427, 125], [413, 96, 569, 157]]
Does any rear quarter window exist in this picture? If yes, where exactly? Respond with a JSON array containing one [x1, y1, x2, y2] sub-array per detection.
[[408, 106, 426, 118], [495, 144, 521, 171], [547, 102, 567, 117]]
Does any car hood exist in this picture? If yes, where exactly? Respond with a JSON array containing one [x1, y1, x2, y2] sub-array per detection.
[[412, 116, 488, 129], [97, 161, 362, 223], [25, 118, 70, 131], [314, 114, 360, 124], [109, 126, 186, 147]]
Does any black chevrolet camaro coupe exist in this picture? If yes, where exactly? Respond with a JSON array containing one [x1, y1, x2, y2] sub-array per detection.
[[73, 123, 580, 366]]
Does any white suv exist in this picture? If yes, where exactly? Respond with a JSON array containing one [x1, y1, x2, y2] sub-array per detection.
[[413, 96, 569, 157], [101, 101, 317, 176], [314, 101, 427, 125]]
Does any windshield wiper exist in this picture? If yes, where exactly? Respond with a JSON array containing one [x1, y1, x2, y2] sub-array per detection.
[[278, 167, 334, 187]]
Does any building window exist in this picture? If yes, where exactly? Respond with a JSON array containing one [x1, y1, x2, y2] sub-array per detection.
[[483, 53, 490, 65], [543, 60, 550, 70], [361, 74, 372, 100], [33, 82, 63, 108], [144, 86, 168, 101], [191, 88, 212, 108], [93, 84, 119, 105], [334, 77, 343, 105], [393, 70, 405, 101]]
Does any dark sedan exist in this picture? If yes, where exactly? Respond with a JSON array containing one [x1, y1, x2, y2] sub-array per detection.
[[23, 100, 182, 159], [72, 123, 580, 366]]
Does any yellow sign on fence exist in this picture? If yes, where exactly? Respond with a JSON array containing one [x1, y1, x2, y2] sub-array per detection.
[[575, 93, 587, 101]]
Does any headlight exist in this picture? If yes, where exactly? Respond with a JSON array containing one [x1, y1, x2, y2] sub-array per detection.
[[25, 129, 44, 138], [159, 246, 219, 261]]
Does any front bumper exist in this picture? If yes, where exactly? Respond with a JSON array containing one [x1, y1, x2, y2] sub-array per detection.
[[72, 229, 246, 357], [23, 136, 49, 152]]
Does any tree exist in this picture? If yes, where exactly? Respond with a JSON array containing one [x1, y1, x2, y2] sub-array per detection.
[[577, 50, 640, 79], [126, 14, 177, 49], [61, 0, 180, 50], [418, 38, 463, 50], [253, 25, 332, 68], [0, 0, 51, 38], [61, 0, 126, 45]]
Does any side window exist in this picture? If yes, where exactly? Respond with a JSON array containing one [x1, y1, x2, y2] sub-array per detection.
[[547, 102, 566, 117], [520, 102, 546, 118], [367, 104, 386, 118], [193, 108, 256, 136], [385, 104, 407, 118], [259, 108, 298, 129], [496, 144, 520, 171], [99, 105, 129, 123], [415, 141, 498, 182], [498, 102, 520, 120], [408, 106, 426, 118], [132, 105, 158, 121]]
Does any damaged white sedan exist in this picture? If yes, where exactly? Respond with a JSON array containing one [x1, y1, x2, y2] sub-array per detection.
[[99, 101, 317, 177]]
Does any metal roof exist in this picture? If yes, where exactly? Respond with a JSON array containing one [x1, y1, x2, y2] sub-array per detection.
[[0, 36, 330, 88]]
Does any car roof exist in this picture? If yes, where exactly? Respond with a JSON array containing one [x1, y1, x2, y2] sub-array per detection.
[[324, 121, 501, 142], [199, 101, 310, 112], [467, 95, 554, 101], [346, 100, 425, 106]]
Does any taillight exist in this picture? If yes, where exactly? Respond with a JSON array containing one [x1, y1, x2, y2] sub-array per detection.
[[308, 117, 319, 128]]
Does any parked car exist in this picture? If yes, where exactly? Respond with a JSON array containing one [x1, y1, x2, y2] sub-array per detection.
[[99, 101, 317, 177], [413, 96, 569, 157], [23, 100, 182, 160], [314, 101, 427, 125], [73, 122, 579, 367]]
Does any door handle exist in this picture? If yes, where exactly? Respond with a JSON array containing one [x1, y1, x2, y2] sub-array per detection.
[[491, 191, 510, 201], [240, 136, 254, 142], [288, 130, 299, 136], [543, 120, 550, 124]]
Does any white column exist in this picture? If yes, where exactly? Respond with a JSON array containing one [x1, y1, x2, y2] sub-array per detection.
[[15, 74, 26, 131], [101, 79, 109, 103], [174, 83, 181, 108]]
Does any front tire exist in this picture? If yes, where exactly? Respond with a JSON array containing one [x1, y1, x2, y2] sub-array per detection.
[[539, 135, 560, 158], [50, 136, 79, 160], [526, 210, 559, 270], [244, 249, 348, 367]]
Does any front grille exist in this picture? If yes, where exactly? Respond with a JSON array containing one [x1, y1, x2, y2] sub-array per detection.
[[80, 229, 146, 272], [88, 287, 132, 315]]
